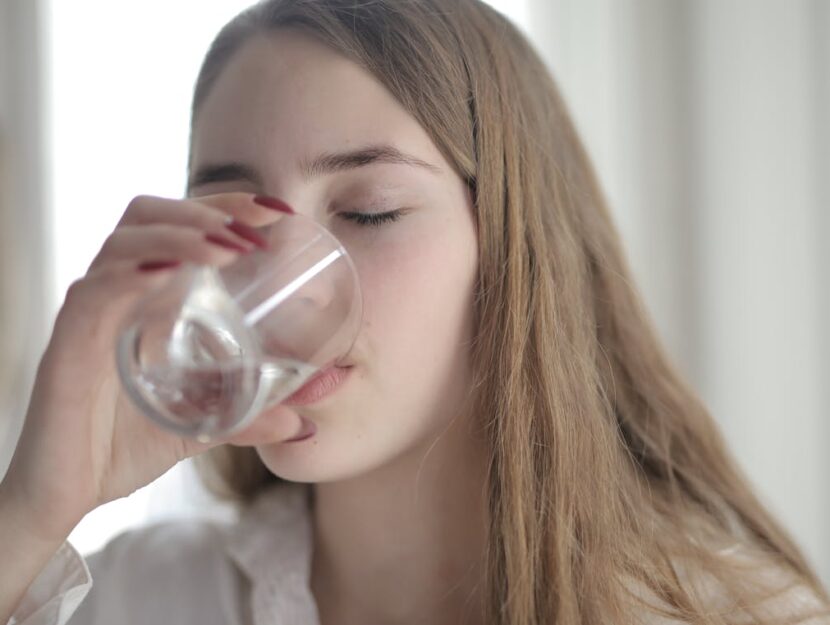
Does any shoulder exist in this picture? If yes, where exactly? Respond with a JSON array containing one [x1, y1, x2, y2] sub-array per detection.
[[68, 482, 312, 625], [85, 516, 231, 576], [69, 518, 248, 625], [83, 479, 310, 579]]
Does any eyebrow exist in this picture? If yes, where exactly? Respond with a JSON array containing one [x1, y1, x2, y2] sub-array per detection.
[[187, 144, 441, 192]]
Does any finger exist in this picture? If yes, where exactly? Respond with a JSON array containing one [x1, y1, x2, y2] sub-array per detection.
[[188, 192, 294, 227], [116, 194, 234, 229], [50, 259, 187, 357], [118, 193, 293, 230], [87, 222, 253, 273], [220, 404, 303, 447]]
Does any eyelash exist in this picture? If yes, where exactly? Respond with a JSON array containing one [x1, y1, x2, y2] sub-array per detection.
[[339, 209, 405, 228]]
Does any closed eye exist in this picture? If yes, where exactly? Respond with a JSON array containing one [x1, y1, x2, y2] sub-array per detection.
[[339, 209, 407, 228]]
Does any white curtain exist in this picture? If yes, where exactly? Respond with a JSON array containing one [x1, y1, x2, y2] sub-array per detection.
[[0, 0, 53, 479], [526, 0, 830, 584]]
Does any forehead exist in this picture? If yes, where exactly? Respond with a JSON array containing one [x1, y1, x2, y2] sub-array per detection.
[[190, 30, 443, 176]]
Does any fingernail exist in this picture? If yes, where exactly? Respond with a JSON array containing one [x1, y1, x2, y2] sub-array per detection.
[[253, 195, 294, 214], [205, 232, 251, 253], [138, 260, 181, 272], [225, 219, 268, 249]]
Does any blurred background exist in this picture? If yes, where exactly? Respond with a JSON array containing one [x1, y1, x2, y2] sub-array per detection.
[[1, 0, 828, 585]]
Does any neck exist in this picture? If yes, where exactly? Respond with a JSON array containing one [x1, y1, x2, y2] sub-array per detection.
[[310, 414, 489, 625]]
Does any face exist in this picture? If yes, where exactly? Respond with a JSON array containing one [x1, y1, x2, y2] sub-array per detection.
[[189, 31, 479, 483]]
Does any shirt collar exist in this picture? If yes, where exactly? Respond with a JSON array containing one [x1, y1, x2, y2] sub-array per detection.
[[222, 481, 320, 625]]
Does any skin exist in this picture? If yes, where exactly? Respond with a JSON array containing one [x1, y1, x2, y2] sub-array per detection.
[[189, 31, 488, 625]]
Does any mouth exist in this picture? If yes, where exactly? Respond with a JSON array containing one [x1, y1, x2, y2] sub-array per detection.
[[264, 336, 354, 371], [281, 362, 354, 408]]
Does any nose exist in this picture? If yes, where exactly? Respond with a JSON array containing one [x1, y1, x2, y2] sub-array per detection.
[[255, 247, 358, 363], [246, 216, 342, 313], [229, 208, 360, 366]]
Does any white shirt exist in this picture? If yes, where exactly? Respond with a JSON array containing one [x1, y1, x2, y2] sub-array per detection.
[[8, 480, 830, 625], [10, 481, 320, 625]]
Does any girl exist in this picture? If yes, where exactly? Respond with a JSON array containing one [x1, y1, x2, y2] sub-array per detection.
[[2, 0, 829, 623]]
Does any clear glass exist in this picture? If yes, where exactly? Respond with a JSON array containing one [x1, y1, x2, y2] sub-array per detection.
[[115, 212, 362, 442]]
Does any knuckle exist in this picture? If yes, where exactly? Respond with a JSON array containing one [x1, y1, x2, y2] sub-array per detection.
[[63, 277, 88, 305], [93, 226, 135, 263], [126, 194, 157, 212], [98, 230, 120, 255], [59, 278, 97, 322], [120, 194, 161, 225]]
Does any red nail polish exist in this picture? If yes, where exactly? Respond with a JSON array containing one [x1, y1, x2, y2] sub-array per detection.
[[205, 233, 251, 253], [138, 260, 181, 272], [253, 195, 294, 214], [225, 219, 269, 249]]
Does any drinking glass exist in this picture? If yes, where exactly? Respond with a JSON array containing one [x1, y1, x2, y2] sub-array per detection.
[[115, 212, 362, 442]]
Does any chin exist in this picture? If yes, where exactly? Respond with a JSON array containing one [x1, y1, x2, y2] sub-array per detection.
[[254, 439, 352, 484], [254, 433, 398, 484]]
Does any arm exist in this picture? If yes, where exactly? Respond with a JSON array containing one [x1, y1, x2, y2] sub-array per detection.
[[0, 493, 72, 624]]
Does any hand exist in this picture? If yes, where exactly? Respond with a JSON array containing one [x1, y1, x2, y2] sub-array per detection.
[[0, 193, 302, 543]]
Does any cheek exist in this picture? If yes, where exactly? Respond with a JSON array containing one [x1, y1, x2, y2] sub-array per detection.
[[357, 218, 478, 387]]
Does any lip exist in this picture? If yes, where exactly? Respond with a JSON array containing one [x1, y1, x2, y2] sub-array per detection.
[[282, 364, 353, 408]]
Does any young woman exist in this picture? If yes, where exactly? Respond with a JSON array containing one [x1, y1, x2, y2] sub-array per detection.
[[2, 1, 829, 623]]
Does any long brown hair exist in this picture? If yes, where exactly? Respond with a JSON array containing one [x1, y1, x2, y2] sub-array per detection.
[[187, 1, 830, 622]]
